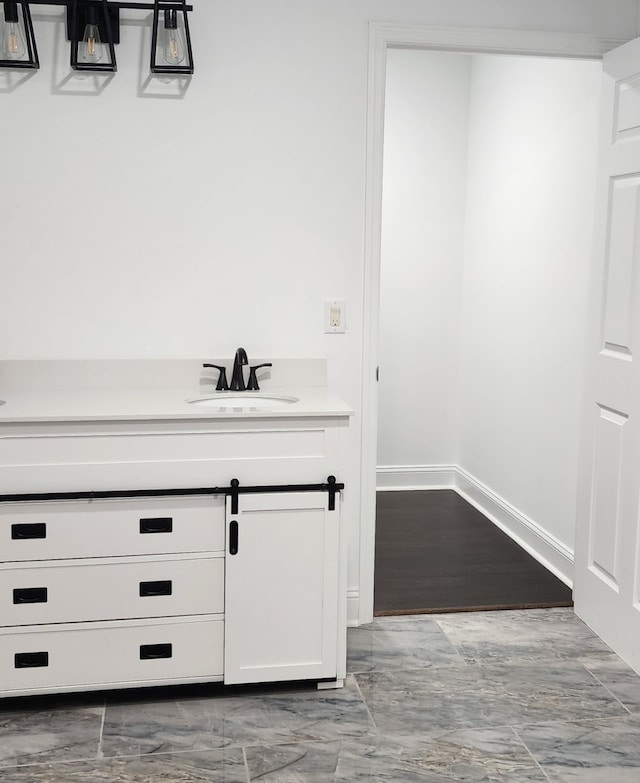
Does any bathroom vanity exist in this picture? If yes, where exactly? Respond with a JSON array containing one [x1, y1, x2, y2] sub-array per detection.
[[0, 359, 352, 699]]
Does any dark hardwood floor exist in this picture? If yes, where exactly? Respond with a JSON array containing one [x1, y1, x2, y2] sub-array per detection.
[[374, 489, 573, 615]]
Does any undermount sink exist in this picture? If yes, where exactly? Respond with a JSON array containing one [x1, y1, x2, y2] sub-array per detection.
[[187, 394, 299, 410]]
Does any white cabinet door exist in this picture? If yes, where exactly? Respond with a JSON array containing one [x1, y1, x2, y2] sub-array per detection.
[[224, 491, 340, 685]]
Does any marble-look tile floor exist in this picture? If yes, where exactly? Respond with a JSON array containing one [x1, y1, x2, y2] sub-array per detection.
[[2, 608, 640, 781]]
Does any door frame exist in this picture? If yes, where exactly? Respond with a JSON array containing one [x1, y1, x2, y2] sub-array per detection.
[[358, 22, 627, 625]]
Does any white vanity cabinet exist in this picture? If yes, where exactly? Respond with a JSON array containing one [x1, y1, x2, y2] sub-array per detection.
[[224, 491, 340, 685], [0, 411, 348, 699]]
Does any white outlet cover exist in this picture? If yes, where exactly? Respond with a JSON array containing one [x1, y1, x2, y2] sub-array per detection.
[[324, 299, 346, 333]]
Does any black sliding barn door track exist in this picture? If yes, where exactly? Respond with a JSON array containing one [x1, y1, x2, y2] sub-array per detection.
[[0, 476, 344, 511], [228, 476, 342, 512]]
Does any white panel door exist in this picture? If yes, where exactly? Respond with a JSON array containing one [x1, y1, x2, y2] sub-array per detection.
[[575, 36, 640, 673], [224, 491, 340, 685]]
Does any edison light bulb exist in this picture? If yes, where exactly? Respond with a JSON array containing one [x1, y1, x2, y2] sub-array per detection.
[[2, 2, 26, 60], [81, 22, 103, 64], [162, 9, 185, 66]]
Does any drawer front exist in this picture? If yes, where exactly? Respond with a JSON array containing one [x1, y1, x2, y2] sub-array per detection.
[[0, 618, 224, 695], [0, 496, 225, 562], [1, 556, 224, 626]]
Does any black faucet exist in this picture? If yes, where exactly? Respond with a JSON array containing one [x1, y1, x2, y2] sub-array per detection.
[[230, 347, 248, 391]]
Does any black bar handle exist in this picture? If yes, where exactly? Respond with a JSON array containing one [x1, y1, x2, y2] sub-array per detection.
[[139, 517, 173, 534], [139, 580, 172, 597], [229, 520, 239, 555], [15, 651, 49, 668], [11, 523, 47, 540], [13, 587, 48, 604], [140, 643, 172, 660]]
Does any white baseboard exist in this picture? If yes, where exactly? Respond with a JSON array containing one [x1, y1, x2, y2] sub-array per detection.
[[454, 468, 573, 588], [375, 464, 574, 588], [376, 464, 458, 490]]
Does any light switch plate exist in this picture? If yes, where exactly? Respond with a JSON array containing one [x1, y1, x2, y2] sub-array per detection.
[[324, 299, 346, 333]]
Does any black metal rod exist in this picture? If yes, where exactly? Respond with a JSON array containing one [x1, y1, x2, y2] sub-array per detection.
[[102, 0, 117, 70], [26, 1, 193, 10], [23, 0, 40, 67], [0, 479, 344, 504], [0, 487, 223, 503]]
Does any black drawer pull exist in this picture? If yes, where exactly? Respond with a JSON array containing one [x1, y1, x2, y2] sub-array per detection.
[[139, 580, 172, 597], [229, 520, 239, 555], [139, 517, 173, 534], [13, 587, 48, 604], [11, 523, 47, 540], [140, 643, 172, 660], [15, 651, 49, 668]]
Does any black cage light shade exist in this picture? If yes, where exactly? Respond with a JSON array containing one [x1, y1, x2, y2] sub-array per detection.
[[69, 0, 118, 72], [0, 2, 39, 69], [151, 0, 192, 74]]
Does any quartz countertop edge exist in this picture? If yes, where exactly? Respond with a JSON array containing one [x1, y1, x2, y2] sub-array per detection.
[[0, 388, 354, 423]]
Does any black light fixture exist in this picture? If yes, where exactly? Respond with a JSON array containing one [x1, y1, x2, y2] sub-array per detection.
[[0, 1, 194, 75], [150, 0, 192, 75], [68, 0, 118, 72], [0, 2, 39, 69]]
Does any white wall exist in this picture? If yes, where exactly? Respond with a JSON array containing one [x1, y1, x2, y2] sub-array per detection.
[[378, 50, 602, 560], [378, 50, 471, 469], [0, 0, 636, 620], [459, 54, 602, 550]]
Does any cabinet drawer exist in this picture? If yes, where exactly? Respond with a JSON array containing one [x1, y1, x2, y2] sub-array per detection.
[[0, 555, 224, 626], [0, 617, 224, 696], [0, 496, 225, 562]]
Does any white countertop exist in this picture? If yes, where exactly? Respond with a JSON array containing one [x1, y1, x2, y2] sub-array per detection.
[[0, 387, 353, 423]]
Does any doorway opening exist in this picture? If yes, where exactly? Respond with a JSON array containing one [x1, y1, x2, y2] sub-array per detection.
[[371, 47, 602, 616]]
